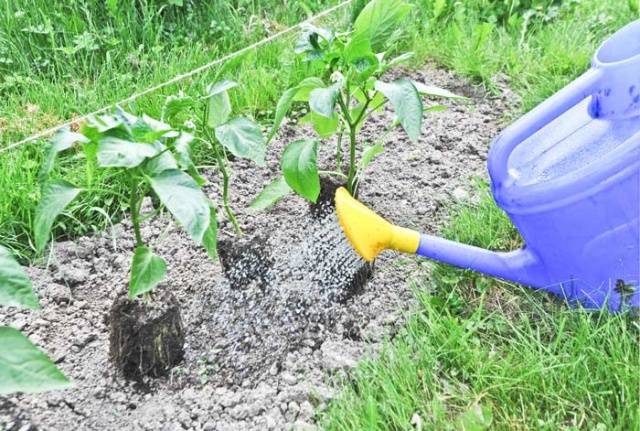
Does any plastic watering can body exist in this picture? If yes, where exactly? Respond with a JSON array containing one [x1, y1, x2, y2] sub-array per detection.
[[470, 20, 640, 311], [336, 21, 640, 312]]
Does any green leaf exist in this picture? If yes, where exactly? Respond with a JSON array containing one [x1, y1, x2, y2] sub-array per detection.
[[0, 246, 39, 310], [412, 81, 466, 100], [281, 139, 320, 203], [143, 143, 179, 176], [206, 80, 237, 128], [295, 24, 333, 59], [173, 133, 195, 170], [34, 180, 82, 253], [343, 31, 372, 63], [455, 402, 493, 431], [141, 115, 173, 134], [202, 206, 218, 260], [250, 176, 293, 211], [214, 117, 266, 166], [386, 51, 415, 68], [309, 83, 341, 118], [293, 77, 325, 102], [128, 246, 167, 298], [148, 169, 210, 243], [425, 105, 449, 113], [268, 87, 297, 143], [162, 92, 193, 122], [350, 54, 379, 82], [84, 113, 124, 134], [131, 115, 177, 143], [206, 80, 238, 96], [39, 128, 89, 182], [0, 326, 71, 395], [353, 0, 412, 52], [359, 143, 384, 170], [114, 107, 138, 127], [172, 132, 206, 185], [309, 111, 339, 138], [375, 79, 423, 142], [97, 137, 160, 168]]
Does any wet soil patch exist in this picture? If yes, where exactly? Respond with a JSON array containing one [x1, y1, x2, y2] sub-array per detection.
[[0, 64, 515, 431], [309, 175, 346, 218], [217, 235, 275, 290]]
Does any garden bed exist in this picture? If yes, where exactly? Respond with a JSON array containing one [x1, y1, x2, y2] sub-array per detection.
[[0, 65, 515, 431]]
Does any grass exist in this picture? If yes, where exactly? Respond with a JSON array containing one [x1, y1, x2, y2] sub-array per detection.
[[0, 0, 345, 146], [322, 0, 640, 429]]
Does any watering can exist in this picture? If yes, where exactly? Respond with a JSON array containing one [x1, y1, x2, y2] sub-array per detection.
[[336, 20, 640, 312]]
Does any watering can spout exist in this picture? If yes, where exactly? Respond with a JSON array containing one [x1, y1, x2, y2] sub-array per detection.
[[335, 187, 542, 286]]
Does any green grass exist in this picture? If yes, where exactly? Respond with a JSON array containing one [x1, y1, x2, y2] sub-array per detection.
[[411, 0, 637, 111], [0, 0, 345, 146], [322, 0, 640, 429], [322, 184, 640, 430]]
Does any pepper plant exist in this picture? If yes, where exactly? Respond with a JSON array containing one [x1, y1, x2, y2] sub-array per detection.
[[252, 0, 462, 208], [0, 245, 70, 394], [162, 81, 267, 234], [35, 109, 218, 298]]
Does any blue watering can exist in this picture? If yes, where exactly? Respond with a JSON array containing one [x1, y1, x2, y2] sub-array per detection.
[[335, 20, 640, 312]]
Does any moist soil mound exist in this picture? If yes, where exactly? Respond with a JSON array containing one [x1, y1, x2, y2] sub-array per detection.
[[0, 65, 516, 430], [309, 176, 346, 218]]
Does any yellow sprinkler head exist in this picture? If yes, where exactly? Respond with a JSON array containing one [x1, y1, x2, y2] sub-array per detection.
[[334, 187, 420, 262]]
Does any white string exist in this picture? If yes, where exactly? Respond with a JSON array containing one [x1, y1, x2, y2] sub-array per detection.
[[0, 0, 353, 155]]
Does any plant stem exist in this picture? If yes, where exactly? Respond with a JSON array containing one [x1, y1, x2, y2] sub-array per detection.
[[213, 144, 242, 235], [343, 89, 371, 196], [202, 101, 242, 236], [346, 125, 358, 194], [335, 126, 344, 173], [129, 177, 143, 247]]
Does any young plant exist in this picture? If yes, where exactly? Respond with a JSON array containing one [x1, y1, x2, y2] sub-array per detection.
[[252, 0, 462, 207], [163, 81, 267, 234], [35, 109, 218, 299], [0, 245, 70, 395]]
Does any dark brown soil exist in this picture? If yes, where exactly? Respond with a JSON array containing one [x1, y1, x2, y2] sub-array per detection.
[[109, 289, 185, 380], [309, 175, 346, 218]]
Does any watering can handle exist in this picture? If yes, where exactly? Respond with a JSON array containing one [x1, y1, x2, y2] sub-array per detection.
[[488, 67, 603, 187]]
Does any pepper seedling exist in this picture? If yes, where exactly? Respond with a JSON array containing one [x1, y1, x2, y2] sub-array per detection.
[[162, 81, 267, 234], [35, 109, 218, 299], [252, 0, 463, 208]]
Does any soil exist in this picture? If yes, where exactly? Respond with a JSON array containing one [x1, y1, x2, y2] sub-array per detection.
[[217, 236, 275, 291], [308, 176, 345, 218], [0, 64, 516, 431], [109, 290, 185, 380]]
